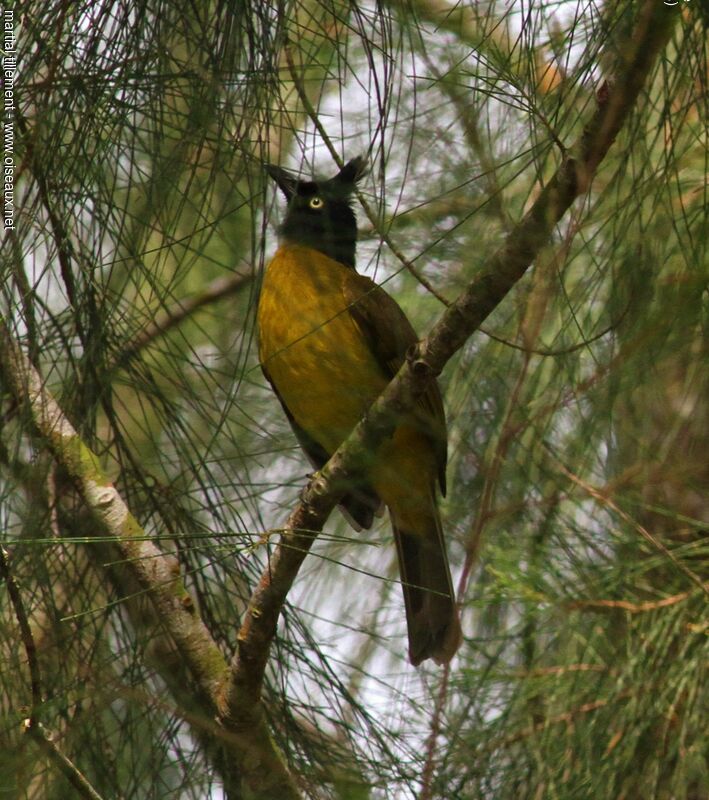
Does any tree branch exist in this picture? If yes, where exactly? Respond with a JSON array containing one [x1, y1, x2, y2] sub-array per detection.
[[567, 590, 701, 614], [112, 271, 253, 371], [0, 546, 43, 716], [223, 0, 678, 724], [0, 319, 302, 800], [24, 721, 109, 800]]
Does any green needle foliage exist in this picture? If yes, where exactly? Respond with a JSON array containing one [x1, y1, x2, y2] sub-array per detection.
[[1, 1, 706, 798]]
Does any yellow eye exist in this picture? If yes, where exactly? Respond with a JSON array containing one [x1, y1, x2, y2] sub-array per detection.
[[309, 196, 324, 209]]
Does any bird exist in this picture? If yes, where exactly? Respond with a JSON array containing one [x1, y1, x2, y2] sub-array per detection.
[[257, 156, 461, 666]]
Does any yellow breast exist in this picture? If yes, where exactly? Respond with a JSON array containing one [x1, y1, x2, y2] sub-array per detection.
[[257, 244, 389, 454]]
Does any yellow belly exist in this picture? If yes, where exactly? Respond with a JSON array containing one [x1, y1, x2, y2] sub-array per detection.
[[258, 244, 389, 455], [258, 243, 441, 525]]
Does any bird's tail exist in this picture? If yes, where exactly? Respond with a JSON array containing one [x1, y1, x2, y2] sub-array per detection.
[[390, 492, 461, 666]]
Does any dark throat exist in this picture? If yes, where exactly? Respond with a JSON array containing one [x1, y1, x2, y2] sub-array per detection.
[[279, 219, 357, 269]]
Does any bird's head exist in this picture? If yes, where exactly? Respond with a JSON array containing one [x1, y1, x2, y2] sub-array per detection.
[[266, 156, 367, 268]]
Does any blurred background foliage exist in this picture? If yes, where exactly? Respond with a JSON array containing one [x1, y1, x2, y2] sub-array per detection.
[[1, 0, 706, 798]]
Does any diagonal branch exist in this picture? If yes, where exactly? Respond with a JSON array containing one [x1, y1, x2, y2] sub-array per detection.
[[0, 323, 227, 699], [111, 271, 253, 371], [223, 0, 678, 723], [0, 319, 302, 800]]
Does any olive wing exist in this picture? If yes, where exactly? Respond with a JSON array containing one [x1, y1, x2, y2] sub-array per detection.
[[342, 272, 447, 495]]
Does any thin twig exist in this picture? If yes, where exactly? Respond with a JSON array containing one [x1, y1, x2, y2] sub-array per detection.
[[420, 660, 453, 800], [0, 548, 108, 800], [25, 721, 109, 800], [113, 271, 253, 370], [488, 691, 633, 752], [567, 589, 701, 614], [555, 458, 708, 596], [0, 546, 43, 716]]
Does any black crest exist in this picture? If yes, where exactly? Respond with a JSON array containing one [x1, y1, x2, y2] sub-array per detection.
[[266, 156, 367, 268]]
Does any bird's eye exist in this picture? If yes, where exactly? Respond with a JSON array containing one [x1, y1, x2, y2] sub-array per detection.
[[309, 196, 324, 209]]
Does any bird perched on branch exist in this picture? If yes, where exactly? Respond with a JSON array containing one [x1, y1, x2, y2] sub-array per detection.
[[257, 156, 461, 666]]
